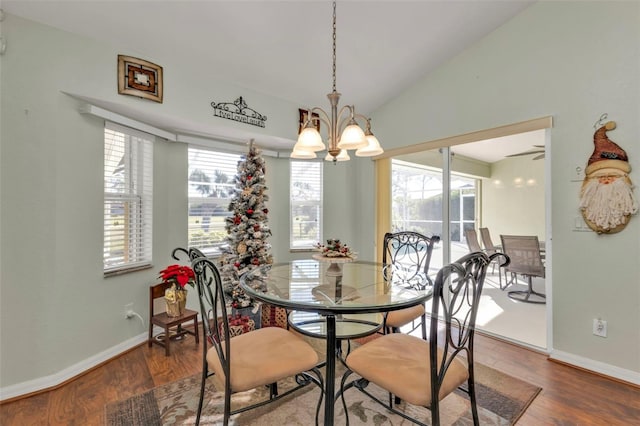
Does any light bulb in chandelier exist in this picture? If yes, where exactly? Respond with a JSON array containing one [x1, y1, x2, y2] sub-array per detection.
[[355, 120, 383, 157], [291, 145, 317, 159], [337, 118, 367, 150], [325, 149, 350, 162], [295, 121, 325, 152]]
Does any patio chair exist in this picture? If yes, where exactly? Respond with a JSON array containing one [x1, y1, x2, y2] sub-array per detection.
[[500, 235, 546, 304], [479, 227, 505, 289], [464, 228, 483, 253]]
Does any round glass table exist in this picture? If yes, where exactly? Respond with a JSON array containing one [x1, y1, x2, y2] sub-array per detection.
[[240, 259, 433, 426]]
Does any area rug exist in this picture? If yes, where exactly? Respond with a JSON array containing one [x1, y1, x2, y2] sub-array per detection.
[[106, 361, 540, 425]]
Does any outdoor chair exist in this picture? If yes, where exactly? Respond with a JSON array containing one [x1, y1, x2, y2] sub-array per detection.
[[464, 228, 483, 253], [479, 227, 505, 289], [190, 256, 324, 426], [500, 235, 546, 304], [338, 251, 508, 426]]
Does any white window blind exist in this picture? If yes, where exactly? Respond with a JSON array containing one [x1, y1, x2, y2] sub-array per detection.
[[104, 122, 153, 274], [290, 161, 323, 249], [188, 147, 241, 254]]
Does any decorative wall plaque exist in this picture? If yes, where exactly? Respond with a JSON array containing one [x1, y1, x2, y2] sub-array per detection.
[[579, 117, 637, 234], [211, 96, 267, 128], [117, 55, 163, 103]]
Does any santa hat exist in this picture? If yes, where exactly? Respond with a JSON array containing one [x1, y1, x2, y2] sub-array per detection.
[[586, 121, 630, 175]]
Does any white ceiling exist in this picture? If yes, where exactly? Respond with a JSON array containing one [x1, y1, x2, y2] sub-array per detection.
[[2, 0, 539, 162]]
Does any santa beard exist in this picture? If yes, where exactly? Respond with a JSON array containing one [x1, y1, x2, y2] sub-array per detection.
[[580, 177, 638, 230]]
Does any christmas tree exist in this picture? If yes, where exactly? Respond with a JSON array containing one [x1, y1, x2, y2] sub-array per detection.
[[219, 141, 273, 309]]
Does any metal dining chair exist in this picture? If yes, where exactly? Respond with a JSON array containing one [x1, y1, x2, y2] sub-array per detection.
[[190, 256, 324, 426], [381, 231, 440, 340], [338, 251, 509, 426]]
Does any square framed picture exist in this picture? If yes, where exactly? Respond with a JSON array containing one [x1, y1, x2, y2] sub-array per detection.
[[117, 55, 163, 103], [298, 109, 320, 134]]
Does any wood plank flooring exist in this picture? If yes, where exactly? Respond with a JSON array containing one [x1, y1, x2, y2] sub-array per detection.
[[1, 331, 639, 425]]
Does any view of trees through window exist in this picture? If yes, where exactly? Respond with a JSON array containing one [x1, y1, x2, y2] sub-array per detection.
[[392, 159, 476, 243], [188, 147, 241, 253]]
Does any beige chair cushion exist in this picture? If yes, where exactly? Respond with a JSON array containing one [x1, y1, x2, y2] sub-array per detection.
[[384, 304, 425, 328], [346, 333, 469, 407], [207, 327, 319, 392]]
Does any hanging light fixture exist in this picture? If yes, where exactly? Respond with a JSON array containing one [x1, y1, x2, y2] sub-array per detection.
[[291, 1, 383, 163]]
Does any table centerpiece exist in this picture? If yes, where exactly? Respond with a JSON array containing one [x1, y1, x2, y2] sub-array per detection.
[[313, 239, 357, 276]]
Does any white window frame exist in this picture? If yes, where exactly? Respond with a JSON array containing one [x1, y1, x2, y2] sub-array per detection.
[[290, 160, 323, 250], [187, 146, 241, 255], [103, 122, 153, 274]]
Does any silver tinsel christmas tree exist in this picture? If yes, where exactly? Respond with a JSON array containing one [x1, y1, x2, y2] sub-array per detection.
[[219, 141, 273, 309]]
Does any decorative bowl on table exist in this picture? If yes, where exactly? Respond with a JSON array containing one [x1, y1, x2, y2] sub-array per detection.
[[313, 239, 357, 276]]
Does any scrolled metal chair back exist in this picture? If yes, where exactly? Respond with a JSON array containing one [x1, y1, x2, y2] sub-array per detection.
[[191, 256, 231, 389], [429, 251, 508, 396], [382, 231, 440, 289], [172, 246, 207, 262]]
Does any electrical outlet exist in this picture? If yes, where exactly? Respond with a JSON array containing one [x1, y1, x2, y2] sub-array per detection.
[[593, 318, 607, 338], [125, 303, 134, 319]]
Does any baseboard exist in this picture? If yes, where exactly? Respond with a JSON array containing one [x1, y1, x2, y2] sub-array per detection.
[[0, 333, 148, 402], [550, 349, 640, 387]]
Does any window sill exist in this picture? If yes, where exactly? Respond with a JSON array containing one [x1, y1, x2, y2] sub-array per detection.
[[104, 264, 152, 278]]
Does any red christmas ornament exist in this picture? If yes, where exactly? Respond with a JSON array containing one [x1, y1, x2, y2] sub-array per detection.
[[263, 208, 269, 214], [234, 262, 241, 268], [247, 175, 252, 180], [233, 215, 241, 225], [247, 209, 254, 215], [253, 224, 260, 231], [252, 258, 260, 265]]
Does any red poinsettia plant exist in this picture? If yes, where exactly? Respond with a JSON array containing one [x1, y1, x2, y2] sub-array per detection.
[[159, 264, 195, 289]]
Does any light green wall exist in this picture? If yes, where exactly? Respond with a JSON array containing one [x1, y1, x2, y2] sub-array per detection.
[[368, 1, 639, 375], [481, 155, 546, 240]]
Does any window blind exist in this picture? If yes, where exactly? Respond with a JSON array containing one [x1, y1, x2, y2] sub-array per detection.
[[104, 122, 153, 273], [290, 161, 323, 249], [187, 147, 241, 254]]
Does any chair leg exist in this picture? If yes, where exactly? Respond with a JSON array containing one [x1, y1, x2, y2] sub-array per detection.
[[468, 376, 480, 426], [194, 319, 200, 344], [195, 364, 208, 426], [164, 326, 170, 356], [148, 323, 153, 348]]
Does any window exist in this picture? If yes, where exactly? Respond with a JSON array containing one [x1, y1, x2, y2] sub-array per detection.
[[188, 147, 241, 254], [104, 122, 153, 274], [290, 161, 322, 249]]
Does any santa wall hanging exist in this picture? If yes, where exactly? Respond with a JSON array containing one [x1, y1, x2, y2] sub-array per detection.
[[579, 117, 638, 234]]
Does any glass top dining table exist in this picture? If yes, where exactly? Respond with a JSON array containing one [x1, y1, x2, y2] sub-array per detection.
[[240, 259, 434, 426]]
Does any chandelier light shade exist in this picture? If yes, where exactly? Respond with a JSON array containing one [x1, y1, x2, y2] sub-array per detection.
[[291, 1, 383, 163]]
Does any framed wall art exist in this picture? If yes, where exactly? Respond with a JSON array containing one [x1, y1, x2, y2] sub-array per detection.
[[117, 55, 163, 103], [298, 109, 320, 134]]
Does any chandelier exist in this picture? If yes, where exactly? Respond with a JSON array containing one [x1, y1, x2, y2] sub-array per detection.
[[291, 1, 383, 163]]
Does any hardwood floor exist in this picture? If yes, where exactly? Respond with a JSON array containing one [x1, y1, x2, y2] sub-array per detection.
[[1, 331, 639, 425]]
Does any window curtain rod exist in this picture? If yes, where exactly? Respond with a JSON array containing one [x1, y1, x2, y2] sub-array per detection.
[[79, 103, 280, 158]]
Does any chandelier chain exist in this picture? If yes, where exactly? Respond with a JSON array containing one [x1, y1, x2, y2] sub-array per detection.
[[332, 1, 337, 93]]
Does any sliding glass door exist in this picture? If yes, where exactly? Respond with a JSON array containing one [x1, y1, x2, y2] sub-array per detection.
[[390, 149, 478, 273]]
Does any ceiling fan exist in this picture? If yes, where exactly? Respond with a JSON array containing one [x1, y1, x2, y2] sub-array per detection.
[[506, 145, 545, 160]]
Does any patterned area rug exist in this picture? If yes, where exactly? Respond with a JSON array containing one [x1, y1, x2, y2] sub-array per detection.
[[106, 356, 540, 425]]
